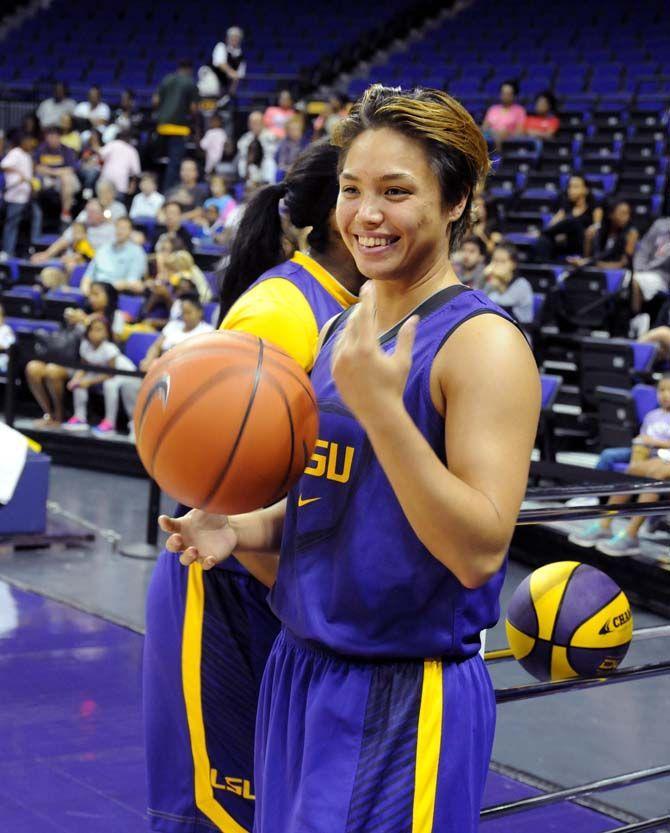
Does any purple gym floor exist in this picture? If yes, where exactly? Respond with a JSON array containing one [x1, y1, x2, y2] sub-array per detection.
[[0, 581, 635, 833]]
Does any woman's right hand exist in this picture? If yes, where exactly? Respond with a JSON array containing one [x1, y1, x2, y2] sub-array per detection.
[[158, 510, 238, 569]]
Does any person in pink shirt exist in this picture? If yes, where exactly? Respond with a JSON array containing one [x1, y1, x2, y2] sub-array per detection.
[[199, 112, 227, 174], [263, 89, 296, 140], [99, 131, 141, 201], [1, 131, 35, 257], [482, 81, 527, 146]]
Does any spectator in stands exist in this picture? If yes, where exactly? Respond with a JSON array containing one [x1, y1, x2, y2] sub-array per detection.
[[78, 129, 103, 192], [237, 111, 277, 183], [277, 116, 307, 180], [153, 201, 193, 252], [200, 113, 227, 174], [1, 131, 35, 258], [33, 126, 80, 223], [59, 114, 82, 153], [569, 375, 670, 556], [36, 82, 75, 129], [535, 175, 601, 261], [630, 217, 670, 315], [482, 243, 534, 323], [453, 236, 487, 288], [471, 194, 502, 254], [313, 93, 350, 138], [143, 250, 212, 322], [63, 315, 133, 435], [81, 216, 147, 294], [264, 90, 297, 140], [166, 158, 209, 216], [99, 131, 141, 204], [95, 178, 127, 222], [103, 89, 142, 143], [202, 174, 236, 223], [25, 281, 117, 427], [0, 304, 15, 374], [482, 81, 526, 145], [74, 86, 111, 132], [154, 60, 200, 192], [20, 114, 40, 153], [523, 91, 560, 138], [211, 26, 246, 101], [31, 198, 115, 267], [121, 295, 214, 437], [570, 200, 639, 269], [130, 172, 165, 219]]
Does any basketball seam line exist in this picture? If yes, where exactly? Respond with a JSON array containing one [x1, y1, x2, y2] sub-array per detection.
[[563, 589, 627, 650], [146, 365, 248, 476], [548, 562, 581, 647], [201, 338, 265, 511]]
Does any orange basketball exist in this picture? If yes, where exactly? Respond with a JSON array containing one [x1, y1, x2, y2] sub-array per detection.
[[134, 330, 319, 514]]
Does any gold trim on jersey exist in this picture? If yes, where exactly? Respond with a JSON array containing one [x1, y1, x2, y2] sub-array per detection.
[[182, 563, 250, 833], [412, 660, 443, 833], [291, 251, 358, 308]]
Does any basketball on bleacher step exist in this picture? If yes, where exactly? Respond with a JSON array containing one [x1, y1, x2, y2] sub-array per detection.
[[505, 562, 633, 682], [134, 331, 319, 515]]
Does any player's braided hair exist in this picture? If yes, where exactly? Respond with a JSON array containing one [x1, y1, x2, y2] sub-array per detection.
[[331, 85, 491, 252], [219, 140, 340, 319]]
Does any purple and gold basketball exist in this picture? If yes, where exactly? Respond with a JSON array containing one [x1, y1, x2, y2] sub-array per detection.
[[505, 561, 633, 682]]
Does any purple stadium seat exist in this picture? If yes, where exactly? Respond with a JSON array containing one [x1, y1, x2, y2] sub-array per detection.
[[69, 264, 87, 288], [540, 374, 562, 411], [124, 332, 159, 366], [117, 294, 144, 322]]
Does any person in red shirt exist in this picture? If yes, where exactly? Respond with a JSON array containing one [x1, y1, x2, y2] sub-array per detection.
[[524, 91, 560, 138]]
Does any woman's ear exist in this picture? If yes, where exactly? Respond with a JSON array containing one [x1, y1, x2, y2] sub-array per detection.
[[448, 192, 470, 223]]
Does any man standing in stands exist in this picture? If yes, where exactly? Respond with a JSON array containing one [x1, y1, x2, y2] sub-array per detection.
[[153, 60, 200, 192], [211, 26, 246, 104]]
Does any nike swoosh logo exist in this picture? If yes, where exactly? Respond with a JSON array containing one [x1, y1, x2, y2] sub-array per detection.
[[298, 495, 321, 508]]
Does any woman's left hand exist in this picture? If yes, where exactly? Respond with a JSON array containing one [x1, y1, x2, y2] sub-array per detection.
[[331, 282, 418, 427]]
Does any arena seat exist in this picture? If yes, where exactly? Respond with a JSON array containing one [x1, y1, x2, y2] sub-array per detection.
[[538, 374, 563, 460], [581, 338, 657, 409], [595, 383, 657, 449], [0, 287, 42, 319], [117, 294, 144, 323], [42, 289, 86, 321], [124, 332, 159, 366]]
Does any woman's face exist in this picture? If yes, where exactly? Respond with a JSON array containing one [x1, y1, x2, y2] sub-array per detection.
[[336, 127, 453, 283], [535, 95, 550, 116], [88, 284, 108, 311], [181, 301, 202, 330], [567, 176, 588, 203], [491, 248, 515, 282], [611, 202, 631, 228]]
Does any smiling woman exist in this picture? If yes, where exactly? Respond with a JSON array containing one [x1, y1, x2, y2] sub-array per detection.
[[160, 84, 541, 833]]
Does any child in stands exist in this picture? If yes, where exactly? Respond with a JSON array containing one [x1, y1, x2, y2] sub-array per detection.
[[570, 375, 670, 555], [130, 172, 165, 220], [64, 315, 134, 436]]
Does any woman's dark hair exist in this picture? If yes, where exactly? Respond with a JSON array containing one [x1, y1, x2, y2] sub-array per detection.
[[536, 90, 557, 113], [89, 280, 118, 320], [180, 293, 203, 311], [501, 79, 519, 96], [567, 174, 595, 210], [247, 138, 264, 167], [219, 139, 341, 318], [85, 314, 111, 340], [331, 85, 490, 253], [493, 242, 519, 266], [461, 235, 487, 258]]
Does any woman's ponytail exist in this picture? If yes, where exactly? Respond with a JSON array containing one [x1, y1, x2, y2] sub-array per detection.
[[219, 183, 286, 318]]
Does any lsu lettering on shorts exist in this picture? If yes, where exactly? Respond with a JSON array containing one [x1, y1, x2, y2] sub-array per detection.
[[254, 628, 496, 833], [144, 554, 280, 832]]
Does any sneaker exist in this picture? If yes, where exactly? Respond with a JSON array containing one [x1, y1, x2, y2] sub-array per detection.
[[568, 521, 611, 547], [92, 419, 115, 437], [63, 416, 89, 431], [596, 532, 640, 557]]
